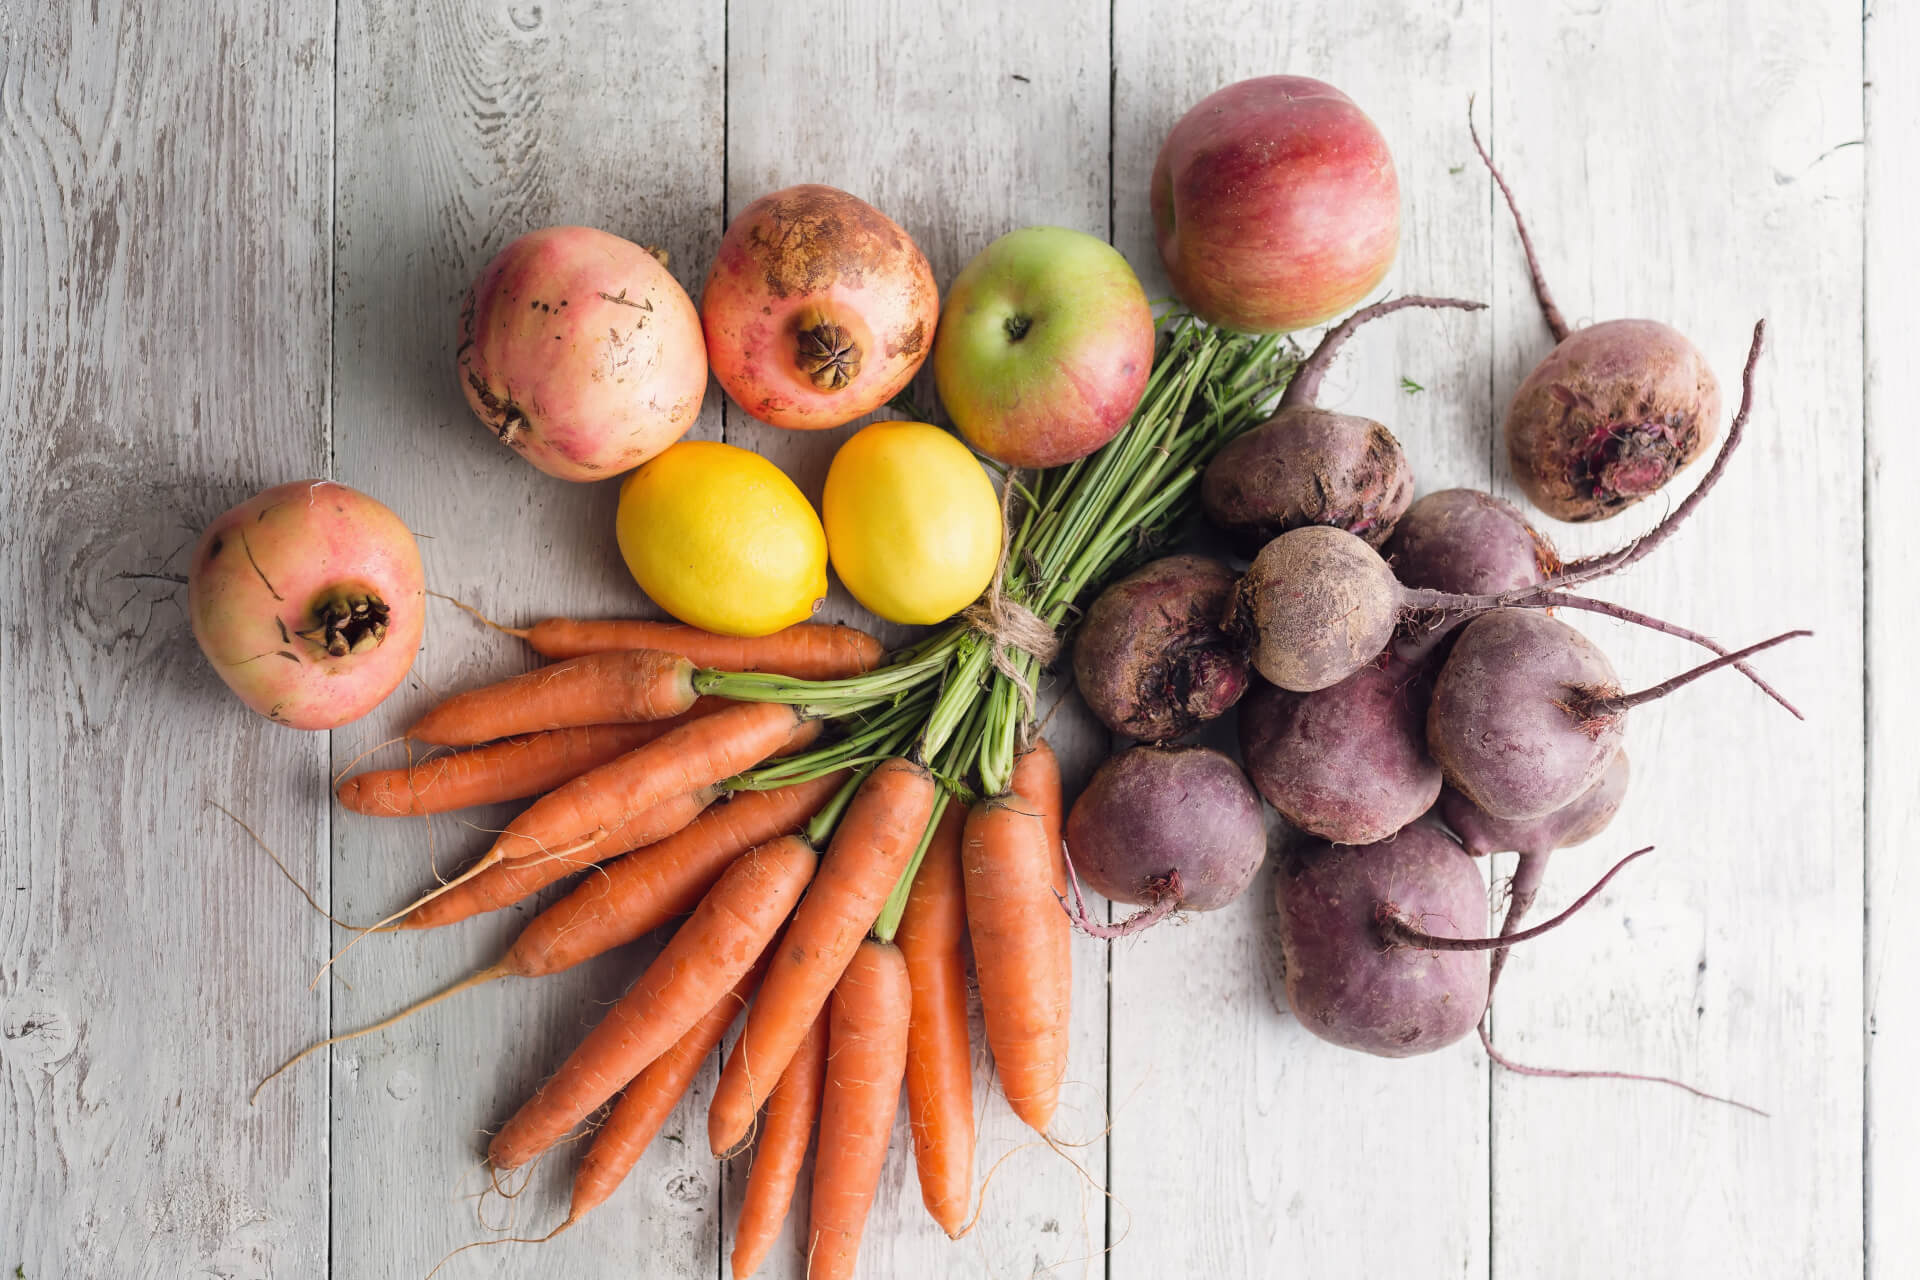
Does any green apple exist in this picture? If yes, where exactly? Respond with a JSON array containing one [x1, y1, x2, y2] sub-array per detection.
[[933, 226, 1155, 468]]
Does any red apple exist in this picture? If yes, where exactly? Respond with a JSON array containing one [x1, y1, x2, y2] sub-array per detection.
[[932, 226, 1155, 468], [1151, 76, 1400, 334]]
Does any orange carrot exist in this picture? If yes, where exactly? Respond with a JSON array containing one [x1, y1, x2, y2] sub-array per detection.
[[506, 771, 849, 963], [398, 718, 825, 931], [896, 803, 974, 1236], [515, 617, 886, 678], [408, 649, 700, 746], [808, 939, 911, 1280], [963, 784, 1070, 1135], [315, 711, 777, 974], [399, 785, 721, 931], [254, 777, 844, 1099], [1011, 738, 1064, 866], [730, 1010, 828, 1278], [336, 719, 701, 817], [707, 758, 936, 1156], [485, 702, 810, 871], [488, 835, 817, 1172], [567, 961, 767, 1223]]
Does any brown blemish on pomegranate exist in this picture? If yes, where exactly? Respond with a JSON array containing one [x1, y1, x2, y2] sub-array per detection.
[[743, 184, 912, 299], [885, 318, 926, 359]]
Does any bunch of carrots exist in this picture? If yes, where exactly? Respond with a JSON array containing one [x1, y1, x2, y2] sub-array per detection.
[[275, 317, 1297, 1276]]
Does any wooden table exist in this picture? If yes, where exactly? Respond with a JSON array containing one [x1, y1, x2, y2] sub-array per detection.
[[3, 2, 1900, 1276]]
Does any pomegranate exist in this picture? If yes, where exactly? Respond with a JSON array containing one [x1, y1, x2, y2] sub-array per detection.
[[458, 226, 707, 480], [189, 480, 425, 729], [701, 184, 938, 430]]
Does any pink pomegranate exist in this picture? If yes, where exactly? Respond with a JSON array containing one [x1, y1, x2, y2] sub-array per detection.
[[1152, 76, 1400, 334], [189, 481, 425, 729], [701, 184, 939, 430], [458, 226, 707, 480]]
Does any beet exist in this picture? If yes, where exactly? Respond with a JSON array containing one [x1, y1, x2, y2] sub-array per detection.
[[1470, 116, 1722, 523], [1203, 408, 1411, 554], [1428, 611, 1803, 821], [1276, 824, 1488, 1057], [1201, 295, 1482, 554], [1426, 609, 1624, 821], [1228, 327, 1803, 712], [1443, 751, 1631, 993], [1232, 525, 1401, 693], [1063, 745, 1267, 936], [1441, 750, 1630, 861], [1385, 488, 1557, 596], [1072, 554, 1248, 742], [1238, 654, 1440, 846]]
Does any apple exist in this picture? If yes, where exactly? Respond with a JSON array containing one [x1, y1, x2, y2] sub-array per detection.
[[933, 226, 1155, 469], [1151, 76, 1400, 334]]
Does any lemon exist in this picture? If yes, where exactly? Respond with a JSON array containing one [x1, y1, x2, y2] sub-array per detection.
[[823, 421, 1002, 625], [615, 441, 828, 637]]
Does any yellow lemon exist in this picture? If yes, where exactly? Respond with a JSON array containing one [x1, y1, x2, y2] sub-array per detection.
[[616, 440, 827, 636], [823, 421, 1002, 625]]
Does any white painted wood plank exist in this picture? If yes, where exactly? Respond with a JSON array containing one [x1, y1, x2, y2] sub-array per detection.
[[1486, 4, 1864, 1276], [1110, 5, 1495, 1277], [325, 2, 727, 1274], [0, 4, 333, 1277], [1865, 0, 1914, 1270], [721, 3, 1114, 1276]]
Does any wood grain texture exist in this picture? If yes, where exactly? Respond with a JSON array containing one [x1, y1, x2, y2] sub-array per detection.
[[719, 4, 1115, 1275], [1486, 2, 1863, 1276], [0, 4, 333, 1278], [325, 1, 725, 1274], [1865, 0, 1912, 1271], [1109, 5, 1496, 1276], [4, 2, 1886, 1277]]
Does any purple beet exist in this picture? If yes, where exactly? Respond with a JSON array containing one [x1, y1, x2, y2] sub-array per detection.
[[1470, 114, 1722, 523], [1228, 325, 1799, 712], [1441, 750, 1630, 860], [1276, 823, 1489, 1057], [1063, 744, 1267, 936], [1385, 488, 1558, 596], [1385, 488, 1559, 662], [1427, 610, 1803, 821], [1425, 609, 1623, 821], [1201, 295, 1483, 554], [1073, 554, 1248, 742], [1238, 653, 1440, 846], [1442, 750, 1631, 992]]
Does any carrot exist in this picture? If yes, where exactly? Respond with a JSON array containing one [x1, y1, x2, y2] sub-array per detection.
[[312, 709, 778, 985], [408, 649, 700, 746], [398, 717, 825, 931], [963, 784, 1071, 1135], [1011, 738, 1064, 866], [706, 757, 936, 1156], [507, 771, 849, 963], [896, 802, 974, 1236], [253, 777, 846, 1100], [336, 719, 699, 817], [567, 960, 767, 1224], [513, 617, 886, 679], [399, 785, 721, 931], [808, 939, 911, 1280], [488, 835, 816, 1172], [730, 1010, 828, 1278], [484, 702, 812, 871]]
